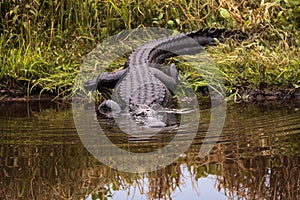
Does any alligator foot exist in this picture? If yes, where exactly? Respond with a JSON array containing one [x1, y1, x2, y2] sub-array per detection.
[[84, 69, 127, 90], [150, 63, 179, 91], [166, 63, 179, 82], [98, 100, 121, 116], [98, 69, 127, 88], [84, 76, 99, 91]]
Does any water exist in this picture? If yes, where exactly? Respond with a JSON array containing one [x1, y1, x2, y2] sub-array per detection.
[[0, 100, 299, 200]]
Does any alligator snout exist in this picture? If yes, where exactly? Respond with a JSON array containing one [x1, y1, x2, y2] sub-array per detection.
[[131, 104, 166, 128], [146, 118, 166, 128]]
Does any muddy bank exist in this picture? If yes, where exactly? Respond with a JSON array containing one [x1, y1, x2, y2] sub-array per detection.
[[238, 88, 300, 102], [1, 85, 299, 103], [0, 85, 59, 102]]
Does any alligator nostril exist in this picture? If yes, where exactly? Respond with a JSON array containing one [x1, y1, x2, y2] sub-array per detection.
[[148, 121, 166, 128], [147, 117, 166, 128]]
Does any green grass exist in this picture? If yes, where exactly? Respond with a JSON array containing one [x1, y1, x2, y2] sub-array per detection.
[[0, 0, 299, 100]]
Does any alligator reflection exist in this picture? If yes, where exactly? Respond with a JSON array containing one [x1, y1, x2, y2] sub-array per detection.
[[0, 101, 299, 199]]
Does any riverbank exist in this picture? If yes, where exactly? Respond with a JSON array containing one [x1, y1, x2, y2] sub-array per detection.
[[1, 84, 299, 103], [1, 0, 299, 102]]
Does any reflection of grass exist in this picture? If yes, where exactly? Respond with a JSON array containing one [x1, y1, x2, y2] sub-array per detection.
[[1, 130, 299, 199], [0, 0, 299, 99], [1, 102, 299, 199]]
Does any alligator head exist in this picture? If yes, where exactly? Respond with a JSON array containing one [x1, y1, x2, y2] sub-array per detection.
[[130, 104, 166, 128]]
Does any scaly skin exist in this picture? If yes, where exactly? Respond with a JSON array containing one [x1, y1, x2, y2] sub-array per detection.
[[84, 28, 247, 127]]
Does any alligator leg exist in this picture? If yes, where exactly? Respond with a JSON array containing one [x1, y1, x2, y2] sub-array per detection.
[[166, 63, 179, 81], [84, 68, 127, 90], [98, 99, 121, 116], [150, 63, 178, 91]]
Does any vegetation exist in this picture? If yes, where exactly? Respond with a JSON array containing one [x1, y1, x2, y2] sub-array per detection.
[[0, 0, 299, 100]]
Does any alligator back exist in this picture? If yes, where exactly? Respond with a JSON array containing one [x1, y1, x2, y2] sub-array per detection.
[[113, 62, 172, 110], [116, 28, 246, 109]]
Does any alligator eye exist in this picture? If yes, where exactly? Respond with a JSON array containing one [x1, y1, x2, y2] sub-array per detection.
[[136, 110, 146, 117]]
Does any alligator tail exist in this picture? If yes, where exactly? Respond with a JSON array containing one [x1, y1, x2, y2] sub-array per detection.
[[187, 28, 248, 46], [148, 28, 247, 63]]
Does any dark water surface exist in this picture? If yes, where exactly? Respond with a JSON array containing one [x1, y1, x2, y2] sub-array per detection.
[[0, 100, 299, 200]]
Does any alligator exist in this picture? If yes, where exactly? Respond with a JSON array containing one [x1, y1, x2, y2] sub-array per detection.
[[84, 28, 246, 128]]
